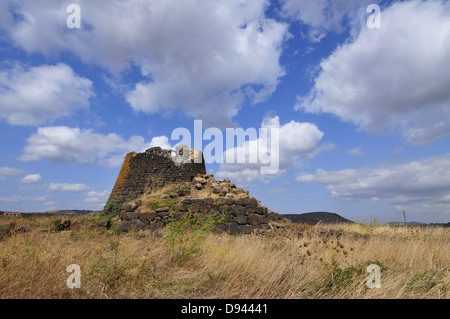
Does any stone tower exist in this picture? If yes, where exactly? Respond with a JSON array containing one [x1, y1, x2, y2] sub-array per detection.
[[104, 147, 206, 209]]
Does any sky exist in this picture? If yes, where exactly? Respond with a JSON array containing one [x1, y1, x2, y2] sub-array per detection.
[[1, 0, 450, 223]]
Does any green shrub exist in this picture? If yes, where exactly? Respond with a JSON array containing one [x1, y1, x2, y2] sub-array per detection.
[[165, 209, 228, 265], [102, 199, 123, 216], [145, 198, 175, 211], [163, 186, 191, 195]]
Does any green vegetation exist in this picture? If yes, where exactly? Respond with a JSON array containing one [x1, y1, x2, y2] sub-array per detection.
[[145, 198, 175, 211], [102, 199, 124, 216], [163, 186, 191, 195], [165, 209, 229, 265]]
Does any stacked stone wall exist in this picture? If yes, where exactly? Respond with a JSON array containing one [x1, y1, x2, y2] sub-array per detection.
[[105, 147, 206, 209]]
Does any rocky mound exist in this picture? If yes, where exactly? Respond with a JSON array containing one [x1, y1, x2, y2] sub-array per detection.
[[116, 173, 285, 235], [283, 212, 353, 225]]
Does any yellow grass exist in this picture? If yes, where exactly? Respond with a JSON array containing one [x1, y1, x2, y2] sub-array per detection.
[[0, 214, 448, 299]]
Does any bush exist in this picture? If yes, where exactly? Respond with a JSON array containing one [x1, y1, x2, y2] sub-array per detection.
[[102, 200, 123, 216], [165, 209, 228, 265]]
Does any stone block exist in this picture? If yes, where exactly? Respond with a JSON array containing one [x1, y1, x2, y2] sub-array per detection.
[[239, 224, 253, 234], [139, 212, 157, 222], [248, 213, 268, 226], [122, 203, 138, 212], [235, 215, 247, 225], [226, 222, 239, 235]]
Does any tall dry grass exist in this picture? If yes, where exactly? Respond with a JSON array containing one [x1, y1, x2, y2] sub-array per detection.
[[0, 214, 448, 299]]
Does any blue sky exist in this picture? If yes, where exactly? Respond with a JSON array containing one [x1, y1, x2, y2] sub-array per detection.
[[1, 0, 450, 223]]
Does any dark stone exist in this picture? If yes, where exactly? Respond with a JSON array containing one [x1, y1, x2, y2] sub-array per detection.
[[121, 211, 140, 221], [230, 206, 246, 216], [122, 203, 138, 212], [226, 222, 239, 235], [15, 226, 28, 234], [236, 197, 258, 207], [54, 219, 71, 232], [149, 221, 164, 231], [118, 220, 149, 233], [203, 197, 214, 206], [248, 214, 267, 226], [96, 220, 111, 229], [246, 206, 268, 215], [177, 189, 191, 197], [139, 212, 157, 222], [238, 225, 253, 234], [235, 215, 247, 225]]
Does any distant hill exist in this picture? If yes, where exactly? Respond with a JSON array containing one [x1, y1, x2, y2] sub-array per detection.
[[283, 212, 353, 225]]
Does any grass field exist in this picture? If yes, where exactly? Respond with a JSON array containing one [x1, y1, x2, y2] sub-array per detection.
[[0, 214, 448, 299]]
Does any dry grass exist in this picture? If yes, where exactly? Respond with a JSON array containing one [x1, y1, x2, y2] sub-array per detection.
[[0, 214, 448, 299]]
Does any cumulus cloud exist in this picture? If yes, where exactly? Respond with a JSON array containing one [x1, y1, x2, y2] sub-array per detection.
[[280, 0, 377, 41], [21, 173, 42, 184], [48, 183, 90, 193], [296, 153, 450, 215], [217, 115, 326, 183], [347, 147, 364, 156], [85, 190, 109, 204], [0, 63, 93, 125], [2, 0, 289, 124], [0, 166, 24, 178], [19, 126, 173, 168], [297, 0, 450, 144]]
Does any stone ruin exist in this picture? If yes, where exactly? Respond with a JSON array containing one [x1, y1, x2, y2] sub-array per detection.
[[104, 146, 284, 235]]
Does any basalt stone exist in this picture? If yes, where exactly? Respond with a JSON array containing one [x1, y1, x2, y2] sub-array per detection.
[[95, 220, 111, 230], [149, 221, 164, 231], [54, 219, 71, 232], [235, 215, 248, 225], [248, 213, 268, 226], [122, 203, 138, 212], [181, 198, 193, 205], [230, 205, 246, 216], [236, 197, 258, 207], [118, 220, 149, 233], [139, 212, 157, 222], [226, 222, 239, 235], [214, 197, 235, 206], [177, 189, 191, 197], [246, 206, 268, 215], [238, 225, 253, 234], [203, 197, 214, 206], [121, 211, 140, 221]]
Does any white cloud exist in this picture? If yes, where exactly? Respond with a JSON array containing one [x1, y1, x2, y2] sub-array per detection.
[[0, 166, 24, 178], [2, 0, 289, 124], [347, 147, 364, 156], [280, 0, 376, 41], [296, 153, 450, 216], [0, 195, 48, 203], [48, 183, 90, 193], [0, 63, 93, 125], [19, 126, 173, 168], [297, 0, 450, 144], [217, 115, 326, 183], [21, 173, 42, 184], [85, 190, 109, 204]]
